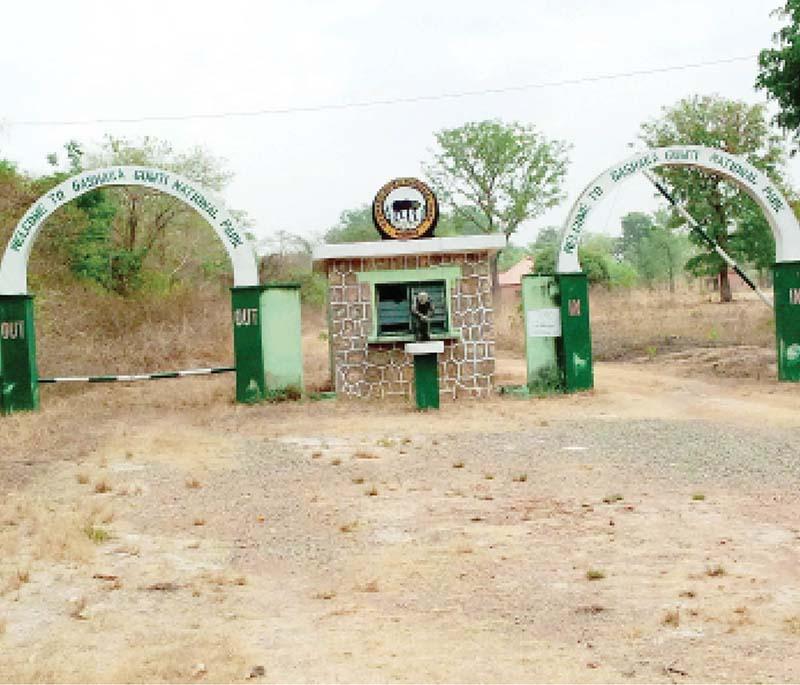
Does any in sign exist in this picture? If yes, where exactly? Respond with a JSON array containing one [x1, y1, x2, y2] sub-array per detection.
[[568, 299, 581, 317], [790, 288, 800, 305]]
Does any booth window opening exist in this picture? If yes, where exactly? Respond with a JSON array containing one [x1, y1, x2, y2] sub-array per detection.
[[375, 280, 448, 337]]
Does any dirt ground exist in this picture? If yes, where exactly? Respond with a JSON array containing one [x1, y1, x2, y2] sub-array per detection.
[[1, 354, 799, 683]]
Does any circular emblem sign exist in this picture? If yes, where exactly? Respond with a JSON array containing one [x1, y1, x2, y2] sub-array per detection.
[[372, 178, 439, 240]]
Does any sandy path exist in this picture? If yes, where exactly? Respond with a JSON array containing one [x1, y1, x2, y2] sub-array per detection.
[[1, 360, 799, 682]]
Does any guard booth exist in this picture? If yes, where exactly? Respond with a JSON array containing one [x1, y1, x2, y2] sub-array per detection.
[[312, 178, 505, 405]]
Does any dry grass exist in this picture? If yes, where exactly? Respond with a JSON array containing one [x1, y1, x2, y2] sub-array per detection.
[[94, 478, 112, 494], [585, 569, 606, 581], [185, 476, 202, 489], [785, 616, 800, 635], [662, 608, 681, 627], [496, 284, 774, 368], [590, 287, 774, 361], [67, 595, 88, 620], [29, 277, 332, 393], [0, 494, 115, 594], [354, 450, 379, 460]]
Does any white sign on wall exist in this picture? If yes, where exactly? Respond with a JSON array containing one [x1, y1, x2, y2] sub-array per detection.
[[526, 307, 561, 338]]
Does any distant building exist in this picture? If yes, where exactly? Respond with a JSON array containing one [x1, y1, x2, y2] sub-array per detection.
[[498, 256, 534, 307]]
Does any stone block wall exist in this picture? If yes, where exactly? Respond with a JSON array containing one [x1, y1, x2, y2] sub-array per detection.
[[326, 251, 496, 399]]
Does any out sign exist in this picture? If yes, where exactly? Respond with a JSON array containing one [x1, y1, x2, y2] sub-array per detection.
[[234, 307, 259, 326], [0, 320, 24, 340]]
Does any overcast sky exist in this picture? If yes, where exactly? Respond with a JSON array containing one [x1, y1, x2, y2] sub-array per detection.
[[1, 0, 795, 249]]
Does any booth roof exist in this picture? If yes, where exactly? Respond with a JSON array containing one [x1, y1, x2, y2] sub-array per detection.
[[312, 234, 507, 264]]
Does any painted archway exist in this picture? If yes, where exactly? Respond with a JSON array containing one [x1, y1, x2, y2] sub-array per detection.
[[557, 145, 800, 273], [0, 167, 303, 413], [0, 165, 259, 294], [551, 146, 800, 388]]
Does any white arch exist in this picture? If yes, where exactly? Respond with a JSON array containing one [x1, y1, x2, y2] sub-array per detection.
[[0, 166, 259, 294], [557, 145, 800, 273]]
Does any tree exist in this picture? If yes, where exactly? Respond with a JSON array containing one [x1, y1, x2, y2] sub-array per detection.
[[640, 95, 787, 302], [424, 120, 569, 239], [531, 232, 613, 285], [756, 1, 800, 152], [618, 210, 692, 291], [496, 245, 527, 272], [78, 135, 235, 294], [618, 212, 653, 266], [324, 205, 377, 243], [636, 210, 692, 292]]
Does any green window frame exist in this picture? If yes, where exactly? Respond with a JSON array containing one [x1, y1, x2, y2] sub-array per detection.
[[376, 281, 448, 337], [357, 266, 462, 343]]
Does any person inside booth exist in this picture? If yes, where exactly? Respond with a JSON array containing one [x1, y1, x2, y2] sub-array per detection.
[[411, 291, 434, 341]]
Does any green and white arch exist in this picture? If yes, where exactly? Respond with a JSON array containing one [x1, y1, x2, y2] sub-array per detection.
[[0, 166, 301, 413], [553, 145, 800, 390], [0, 165, 258, 293]]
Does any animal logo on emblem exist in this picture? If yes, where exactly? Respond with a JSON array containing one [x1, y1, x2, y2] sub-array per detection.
[[372, 178, 439, 240], [391, 199, 421, 223]]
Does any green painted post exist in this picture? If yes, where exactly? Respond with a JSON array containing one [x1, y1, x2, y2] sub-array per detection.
[[231, 286, 268, 403], [413, 354, 439, 409], [556, 273, 594, 392], [0, 295, 39, 414], [773, 261, 800, 382], [521, 275, 562, 392], [262, 284, 303, 396]]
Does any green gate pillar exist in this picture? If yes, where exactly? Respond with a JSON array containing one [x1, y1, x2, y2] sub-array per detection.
[[521, 275, 562, 392], [406, 341, 443, 409], [773, 261, 800, 382], [0, 295, 39, 414], [556, 273, 594, 392], [231, 286, 269, 403], [231, 284, 304, 404]]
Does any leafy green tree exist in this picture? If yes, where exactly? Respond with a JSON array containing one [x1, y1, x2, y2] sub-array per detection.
[[618, 210, 692, 291], [424, 120, 569, 239], [79, 135, 236, 294], [532, 232, 613, 285], [618, 212, 653, 266], [637, 210, 692, 292], [531, 247, 555, 275], [756, 1, 800, 151], [324, 205, 376, 243], [640, 95, 787, 302], [497, 245, 528, 272], [531, 225, 560, 252]]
